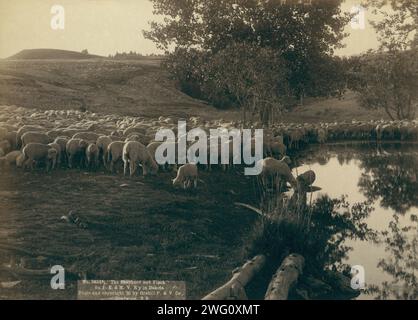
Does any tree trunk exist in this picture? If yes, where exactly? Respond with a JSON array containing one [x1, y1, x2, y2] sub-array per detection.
[[202, 255, 266, 300], [384, 106, 395, 121], [264, 253, 305, 300]]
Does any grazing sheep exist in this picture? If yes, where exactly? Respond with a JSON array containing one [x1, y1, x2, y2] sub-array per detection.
[[3, 131, 17, 151], [16, 125, 44, 149], [0, 127, 7, 140], [296, 170, 316, 190], [85, 143, 99, 170], [259, 156, 297, 191], [0, 124, 17, 132], [146, 141, 163, 167], [47, 129, 66, 140], [66, 138, 88, 168], [288, 129, 304, 149], [125, 134, 143, 143], [376, 123, 395, 141], [53, 137, 69, 165], [0, 151, 23, 167], [146, 141, 163, 159], [375, 124, 384, 141], [125, 133, 152, 145], [147, 141, 178, 172], [21, 131, 52, 147], [72, 132, 101, 143], [269, 136, 286, 158], [62, 129, 83, 137], [107, 141, 125, 173], [317, 128, 327, 144], [21, 143, 58, 171], [16, 152, 25, 168], [123, 126, 147, 137], [110, 134, 122, 141], [48, 142, 62, 165], [96, 135, 112, 167], [110, 131, 122, 138], [122, 141, 158, 176], [0, 140, 11, 154], [172, 163, 198, 189]]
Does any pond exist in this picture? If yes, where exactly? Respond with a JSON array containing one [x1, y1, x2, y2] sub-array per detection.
[[293, 142, 418, 300]]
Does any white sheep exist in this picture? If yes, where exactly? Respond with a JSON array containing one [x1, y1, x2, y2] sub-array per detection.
[[258, 156, 297, 192], [96, 135, 112, 166], [85, 143, 99, 169], [173, 163, 198, 189], [0, 150, 23, 167], [122, 141, 158, 176], [0, 140, 11, 155]]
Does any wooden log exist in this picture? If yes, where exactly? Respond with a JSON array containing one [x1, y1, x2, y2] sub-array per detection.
[[264, 253, 305, 300], [202, 255, 266, 300]]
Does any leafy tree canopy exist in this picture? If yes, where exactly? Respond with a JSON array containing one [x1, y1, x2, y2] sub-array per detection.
[[144, 0, 351, 110], [365, 0, 418, 51]]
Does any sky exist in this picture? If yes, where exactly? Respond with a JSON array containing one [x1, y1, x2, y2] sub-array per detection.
[[0, 0, 382, 59]]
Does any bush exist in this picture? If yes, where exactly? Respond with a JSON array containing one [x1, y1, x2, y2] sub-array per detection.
[[245, 195, 376, 276]]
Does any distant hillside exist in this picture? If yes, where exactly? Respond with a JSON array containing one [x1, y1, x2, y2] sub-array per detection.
[[0, 56, 386, 122], [7, 49, 103, 60], [0, 58, 217, 119]]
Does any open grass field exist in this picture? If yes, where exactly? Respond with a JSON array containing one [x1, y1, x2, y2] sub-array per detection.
[[0, 163, 260, 299], [0, 56, 388, 124], [0, 58, 222, 120]]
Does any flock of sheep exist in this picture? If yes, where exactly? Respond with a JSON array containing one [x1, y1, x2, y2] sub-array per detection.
[[1, 105, 418, 190]]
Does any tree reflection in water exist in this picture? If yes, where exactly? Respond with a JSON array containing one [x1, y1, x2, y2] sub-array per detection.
[[357, 145, 417, 299], [358, 149, 418, 214], [366, 214, 417, 300], [292, 143, 418, 299]]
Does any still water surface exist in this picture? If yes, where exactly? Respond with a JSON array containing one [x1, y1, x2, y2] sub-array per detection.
[[294, 143, 418, 299]]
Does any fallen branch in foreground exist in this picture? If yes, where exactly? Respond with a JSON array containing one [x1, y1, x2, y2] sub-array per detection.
[[202, 255, 266, 300], [234, 202, 264, 216], [265, 253, 305, 300]]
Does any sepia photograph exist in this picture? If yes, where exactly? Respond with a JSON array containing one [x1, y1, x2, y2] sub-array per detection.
[[0, 0, 417, 304]]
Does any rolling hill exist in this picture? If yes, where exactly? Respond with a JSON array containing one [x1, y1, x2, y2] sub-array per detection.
[[0, 49, 387, 122], [0, 52, 217, 119], [7, 48, 103, 60]]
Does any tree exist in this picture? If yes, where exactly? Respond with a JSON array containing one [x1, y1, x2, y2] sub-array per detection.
[[162, 47, 207, 99], [366, 0, 418, 51], [201, 42, 289, 125], [144, 0, 351, 106], [81, 49, 89, 55], [352, 2, 418, 120], [353, 50, 418, 120]]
